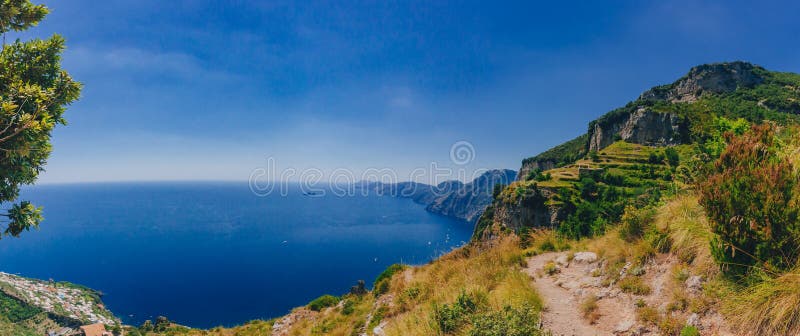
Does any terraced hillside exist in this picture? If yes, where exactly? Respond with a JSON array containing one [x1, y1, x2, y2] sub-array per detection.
[[477, 141, 689, 241]]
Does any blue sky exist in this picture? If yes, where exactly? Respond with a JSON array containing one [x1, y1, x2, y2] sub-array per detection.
[[13, 0, 800, 183]]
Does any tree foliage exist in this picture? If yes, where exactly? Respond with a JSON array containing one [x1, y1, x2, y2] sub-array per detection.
[[0, 0, 47, 35], [0, 1, 80, 240]]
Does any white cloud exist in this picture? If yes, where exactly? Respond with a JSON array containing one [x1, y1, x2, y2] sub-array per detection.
[[64, 46, 240, 81]]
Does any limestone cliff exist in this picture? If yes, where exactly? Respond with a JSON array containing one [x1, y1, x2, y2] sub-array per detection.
[[639, 61, 763, 103], [588, 107, 688, 151]]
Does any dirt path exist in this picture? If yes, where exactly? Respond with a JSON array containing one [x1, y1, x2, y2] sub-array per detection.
[[525, 252, 611, 336], [525, 251, 734, 336]]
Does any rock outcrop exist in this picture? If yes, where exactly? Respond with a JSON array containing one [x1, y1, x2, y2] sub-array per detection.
[[640, 61, 764, 103], [490, 187, 565, 230], [588, 107, 687, 151], [518, 159, 557, 182]]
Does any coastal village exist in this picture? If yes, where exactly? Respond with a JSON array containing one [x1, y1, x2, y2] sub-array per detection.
[[0, 272, 118, 335]]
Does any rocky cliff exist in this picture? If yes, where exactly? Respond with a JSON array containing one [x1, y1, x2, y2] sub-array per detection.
[[588, 107, 688, 151], [639, 61, 764, 103]]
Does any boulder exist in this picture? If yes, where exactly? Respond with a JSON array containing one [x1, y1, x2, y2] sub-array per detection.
[[572, 252, 598, 263], [613, 319, 635, 334], [685, 275, 703, 292]]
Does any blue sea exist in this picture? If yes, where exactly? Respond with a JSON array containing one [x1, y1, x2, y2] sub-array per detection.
[[0, 182, 473, 328]]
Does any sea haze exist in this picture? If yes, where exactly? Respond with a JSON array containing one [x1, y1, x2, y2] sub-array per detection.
[[0, 182, 473, 328]]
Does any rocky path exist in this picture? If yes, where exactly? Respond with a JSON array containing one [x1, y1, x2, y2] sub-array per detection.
[[525, 251, 733, 336], [525, 252, 612, 336]]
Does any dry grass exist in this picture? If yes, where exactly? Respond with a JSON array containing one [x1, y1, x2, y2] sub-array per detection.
[[618, 276, 651, 295], [723, 268, 800, 335], [653, 195, 718, 276], [580, 296, 600, 324], [383, 236, 542, 336]]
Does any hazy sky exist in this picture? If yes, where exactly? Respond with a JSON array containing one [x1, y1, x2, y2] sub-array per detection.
[[14, 0, 800, 183]]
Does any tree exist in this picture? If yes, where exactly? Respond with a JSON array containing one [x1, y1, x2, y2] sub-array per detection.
[[0, 1, 80, 240]]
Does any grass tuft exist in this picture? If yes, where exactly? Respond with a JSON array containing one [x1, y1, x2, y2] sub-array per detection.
[[724, 268, 800, 335]]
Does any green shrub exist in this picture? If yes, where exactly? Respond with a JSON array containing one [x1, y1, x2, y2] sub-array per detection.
[[699, 124, 800, 275], [373, 278, 391, 297], [703, 116, 749, 157], [373, 263, 406, 296], [374, 264, 406, 287], [664, 147, 680, 166], [680, 325, 700, 336], [341, 299, 355, 315], [308, 294, 340, 311], [433, 291, 479, 334], [468, 304, 545, 336], [648, 152, 665, 164], [367, 305, 388, 331], [0, 292, 41, 322], [619, 205, 656, 242]]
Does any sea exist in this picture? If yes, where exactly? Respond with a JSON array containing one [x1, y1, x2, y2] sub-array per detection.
[[0, 182, 473, 328]]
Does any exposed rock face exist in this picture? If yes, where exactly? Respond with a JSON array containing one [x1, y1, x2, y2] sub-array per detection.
[[517, 159, 556, 182], [481, 186, 566, 238], [426, 169, 517, 222], [587, 62, 762, 152], [640, 61, 764, 103], [589, 108, 687, 151]]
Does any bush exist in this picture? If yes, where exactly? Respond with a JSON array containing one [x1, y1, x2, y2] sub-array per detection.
[[468, 304, 545, 336], [648, 152, 665, 164], [373, 278, 391, 297], [589, 150, 600, 162], [680, 325, 700, 336], [374, 264, 406, 287], [619, 205, 656, 242], [0, 292, 41, 322], [699, 124, 800, 275], [433, 291, 479, 334], [341, 299, 355, 315], [703, 116, 749, 157], [308, 294, 340, 311], [373, 263, 406, 296], [665, 147, 680, 166]]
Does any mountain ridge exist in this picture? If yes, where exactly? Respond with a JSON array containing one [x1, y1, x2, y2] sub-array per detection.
[[362, 169, 517, 222]]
